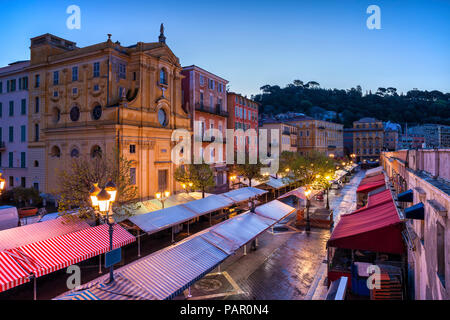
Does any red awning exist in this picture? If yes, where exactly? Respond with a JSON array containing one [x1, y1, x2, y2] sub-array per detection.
[[0, 216, 90, 251], [0, 252, 30, 293], [328, 195, 404, 254], [6, 224, 135, 278], [367, 189, 392, 207], [356, 180, 386, 193], [360, 173, 385, 184]]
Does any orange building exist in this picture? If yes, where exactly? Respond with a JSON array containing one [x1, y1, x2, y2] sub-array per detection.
[[227, 92, 259, 151], [181, 65, 229, 193]]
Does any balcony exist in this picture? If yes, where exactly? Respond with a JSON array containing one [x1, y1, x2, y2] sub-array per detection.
[[195, 103, 228, 117], [282, 129, 291, 135], [0, 142, 5, 151]]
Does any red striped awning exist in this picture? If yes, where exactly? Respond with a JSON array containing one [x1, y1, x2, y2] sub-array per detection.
[[0, 216, 90, 251], [0, 251, 30, 293], [6, 224, 135, 278]]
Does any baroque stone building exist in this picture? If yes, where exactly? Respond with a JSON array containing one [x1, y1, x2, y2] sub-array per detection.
[[27, 29, 190, 200]]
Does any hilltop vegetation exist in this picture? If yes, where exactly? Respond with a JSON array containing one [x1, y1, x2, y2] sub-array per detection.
[[252, 80, 450, 128]]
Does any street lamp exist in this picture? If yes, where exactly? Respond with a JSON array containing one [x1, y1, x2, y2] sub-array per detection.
[[156, 191, 170, 208], [90, 182, 117, 284], [0, 172, 5, 194], [325, 175, 332, 210], [304, 188, 312, 233], [329, 153, 335, 159]]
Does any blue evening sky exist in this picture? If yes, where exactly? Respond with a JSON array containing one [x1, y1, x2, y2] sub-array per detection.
[[0, 0, 448, 96]]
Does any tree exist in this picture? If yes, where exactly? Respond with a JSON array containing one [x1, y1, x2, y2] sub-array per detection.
[[174, 164, 215, 198], [0, 187, 42, 207], [231, 162, 269, 187], [55, 149, 139, 221]]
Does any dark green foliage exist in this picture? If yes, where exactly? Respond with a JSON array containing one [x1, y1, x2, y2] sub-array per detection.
[[255, 82, 450, 127]]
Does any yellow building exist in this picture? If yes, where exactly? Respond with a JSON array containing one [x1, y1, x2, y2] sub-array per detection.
[[27, 30, 190, 200], [284, 116, 343, 156], [353, 117, 384, 163], [259, 120, 298, 153]]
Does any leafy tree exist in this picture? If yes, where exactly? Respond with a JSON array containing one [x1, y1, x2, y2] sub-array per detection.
[[174, 164, 215, 198], [0, 187, 42, 207], [231, 162, 269, 187], [55, 149, 139, 221]]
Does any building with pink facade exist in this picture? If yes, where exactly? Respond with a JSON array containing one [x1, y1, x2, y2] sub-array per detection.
[[0, 61, 31, 190], [381, 149, 450, 300]]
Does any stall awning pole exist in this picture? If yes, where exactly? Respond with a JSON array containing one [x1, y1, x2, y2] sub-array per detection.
[[98, 254, 102, 274], [33, 276, 36, 301], [137, 230, 141, 257], [171, 227, 174, 243], [209, 212, 212, 226]]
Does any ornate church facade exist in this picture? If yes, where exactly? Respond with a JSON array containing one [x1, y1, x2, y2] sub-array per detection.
[[27, 27, 190, 199]]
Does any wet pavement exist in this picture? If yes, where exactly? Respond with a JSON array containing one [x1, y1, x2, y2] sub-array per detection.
[[185, 170, 364, 300]]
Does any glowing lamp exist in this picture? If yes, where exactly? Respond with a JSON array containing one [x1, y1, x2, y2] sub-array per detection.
[[105, 180, 117, 203], [155, 192, 161, 199], [96, 188, 111, 214], [89, 183, 101, 208], [164, 191, 170, 198]]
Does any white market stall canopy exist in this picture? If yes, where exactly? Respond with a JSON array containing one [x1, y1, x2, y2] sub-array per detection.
[[365, 166, 383, 177], [221, 187, 267, 203], [56, 200, 295, 300], [128, 188, 268, 234]]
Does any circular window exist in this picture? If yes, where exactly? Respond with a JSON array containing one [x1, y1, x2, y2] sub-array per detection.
[[158, 108, 167, 127], [92, 105, 102, 120], [52, 107, 61, 123], [70, 148, 80, 158], [70, 106, 80, 121]]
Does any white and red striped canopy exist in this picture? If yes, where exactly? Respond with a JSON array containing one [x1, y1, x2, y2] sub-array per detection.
[[0, 216, 90, 251], [5, 224, 135, 278], [0, 252, 30, 293]]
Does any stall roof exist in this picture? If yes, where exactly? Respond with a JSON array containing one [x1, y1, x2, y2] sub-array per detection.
[[181, 194, 234, 215], [0, 251, 30, 293], [0, 216, 90, 251], [328, 195, 404, 254], [278, 187, 307, 200], [6, 224, 135, 278], [357, 173, 386, 193], [56, 200, 295, 300], [128, 205, 198, 234], [259, 177, 290, 189], [221, 187, 267, 203], [254, 200, 296, 221], [201, 212, 275, 253], [365, 166, 383, 177], [367, 189, 393, 207], [357, 180, 386, 193]]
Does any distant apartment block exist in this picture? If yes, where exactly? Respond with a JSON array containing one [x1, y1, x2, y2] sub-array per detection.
[[398, 134, 425, 150], [284, 115, 343, 157], [259, 119, 298, 153], [408, 124, 450, 148], [383, 122, 401, 151], [0, 60, 30, 190], [353, 117, 384, 163]]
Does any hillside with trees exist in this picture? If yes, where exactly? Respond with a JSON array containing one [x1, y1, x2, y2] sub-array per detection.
[[252, 80, 450, 128]]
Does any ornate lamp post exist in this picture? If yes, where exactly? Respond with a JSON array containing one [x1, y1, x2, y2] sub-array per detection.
[[90, 181, 117, 284], [156, 190, 170, 208], [304, 188, 312, 233]]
